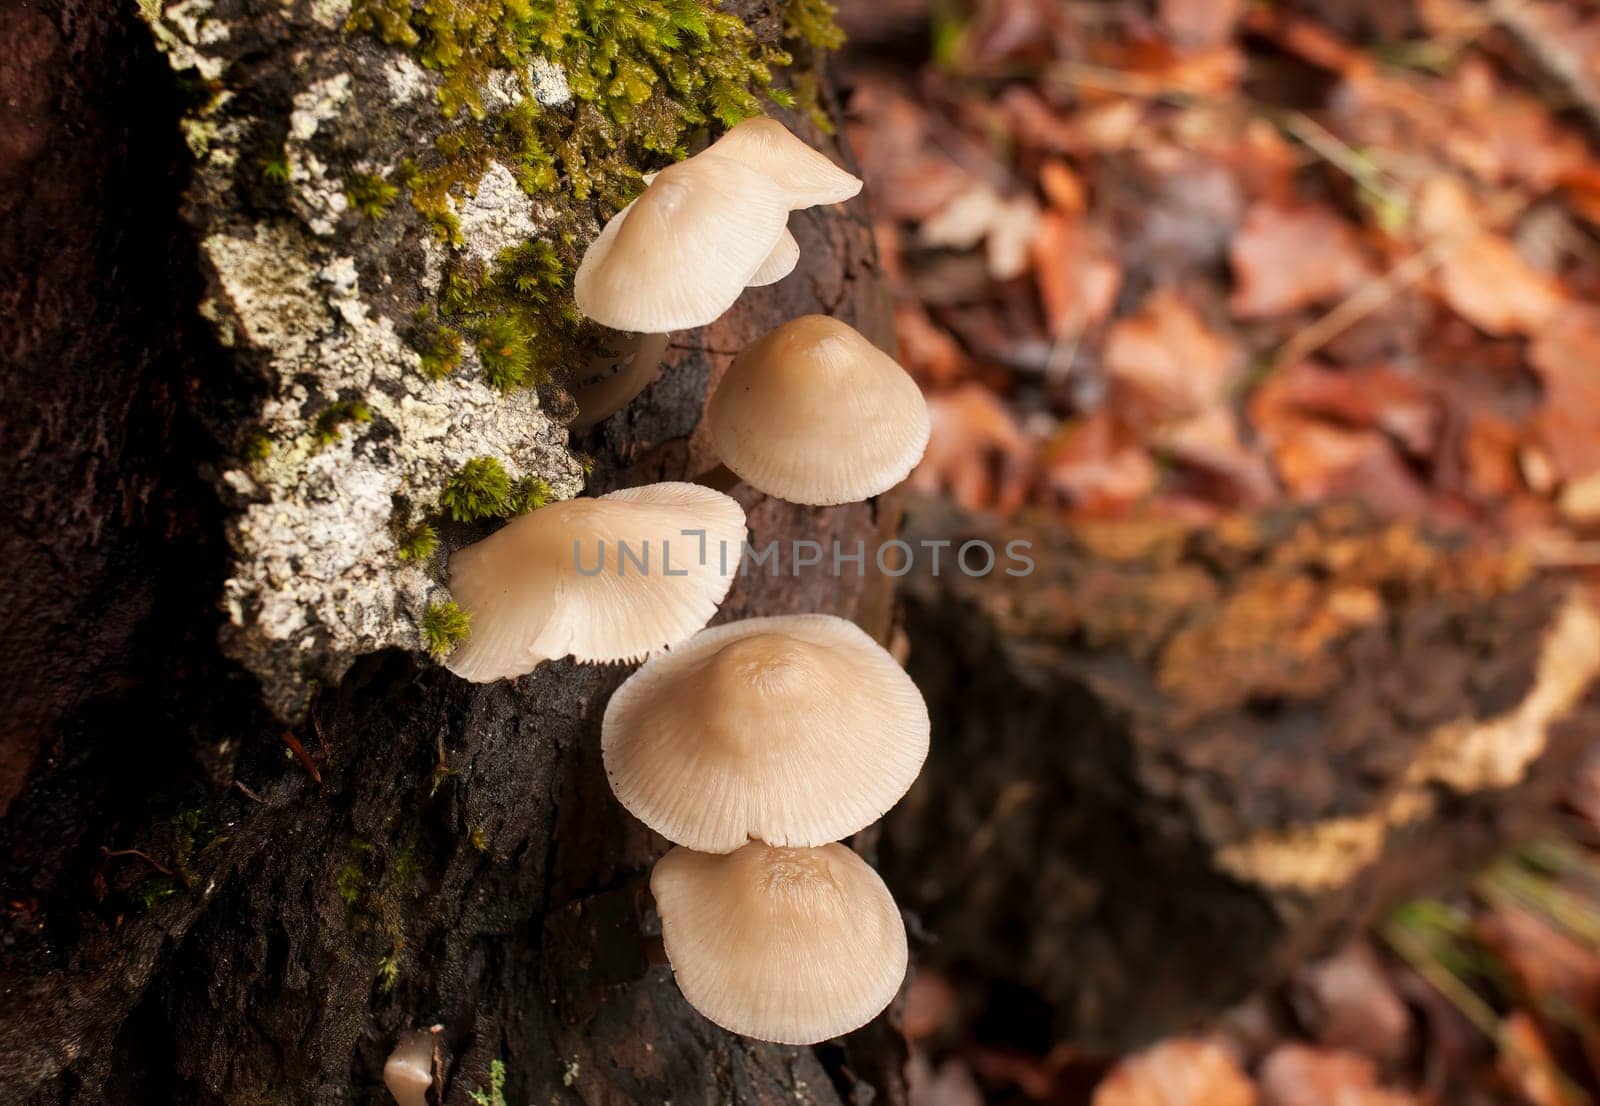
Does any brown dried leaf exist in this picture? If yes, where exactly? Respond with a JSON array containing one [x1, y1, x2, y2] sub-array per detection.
[[1105, 289, 1241, 425], [1159, 0, 1244, 49], [1042, 410, 1159, 515], [1229, 202, 1373, 319], [1031, 211, 1122, 338], [912, 383, 1035, 515], [1497, 1010, 1578, 1106], [1091, 1036, 1257, 1106], [1530, 307, 1600, 484], [1257, 1044, 1417, 1106], [1291, 943, 1414, 1065], [1477, 904, 1600, 1015]]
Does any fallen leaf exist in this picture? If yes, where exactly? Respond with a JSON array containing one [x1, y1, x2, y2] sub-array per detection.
[[895, 302, 970, 388], [1104, 289, 1241, 425], [1039, 158, 1086, 215], [912, 384, 1035, 515], [1229, 202, 1373, 319], [1031, 211, 1122, 340], [1476, 904, 1600, 1016], [1257, 1044, 1417, 1106], [1158, 407, 1279, 509], [1420, 182, 1568, 337], [1496, 1010, 1576, 1106], [1091, 1036, 1257, 1106], [1530, 306, 1600, 483], [1159, 0, 1244, 49], [1251, 362, 1440, 457], [1290, 942, 1414, 1066], [1042, 410, 1160, 515]]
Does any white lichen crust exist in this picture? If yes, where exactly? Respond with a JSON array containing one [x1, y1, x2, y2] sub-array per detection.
[[141, 0, 585, 717]]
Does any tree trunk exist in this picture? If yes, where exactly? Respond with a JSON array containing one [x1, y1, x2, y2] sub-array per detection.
[[1, 1, 907, 1103], [881, 496, 1600, 1051]]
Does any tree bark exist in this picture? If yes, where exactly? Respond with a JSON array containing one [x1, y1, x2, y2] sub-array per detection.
[[0, 1, 907, 1103], [881, 496, 1600, 1051]]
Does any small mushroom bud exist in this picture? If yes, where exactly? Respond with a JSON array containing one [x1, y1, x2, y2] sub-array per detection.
[[705, 315, 931, 505], [574, 155, 790, 333], [384, 1026, 440, 1106], [651, 841, 908, 1045], [603, 614, 929, 852], [444, 483, 746, 682], [706, 117, 864, 209]]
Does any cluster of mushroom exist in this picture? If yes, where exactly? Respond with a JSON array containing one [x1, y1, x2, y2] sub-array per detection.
[[434, 117, 931, 1046]]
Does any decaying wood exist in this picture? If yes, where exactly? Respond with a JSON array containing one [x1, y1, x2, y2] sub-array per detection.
[[0, 0, 908, 1102], [881, 497, 1600, 1050]]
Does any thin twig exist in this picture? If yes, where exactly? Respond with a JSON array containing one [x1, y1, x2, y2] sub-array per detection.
[[281, 730, 322, 784], [101, 847, 174, 876]]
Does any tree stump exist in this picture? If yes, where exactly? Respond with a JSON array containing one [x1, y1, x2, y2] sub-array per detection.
[[0, 0, 908, 1102], [881, 496, 1600, 1051]]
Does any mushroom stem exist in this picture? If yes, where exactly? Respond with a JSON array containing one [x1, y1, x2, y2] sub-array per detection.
[[568, 331, 672, 431]]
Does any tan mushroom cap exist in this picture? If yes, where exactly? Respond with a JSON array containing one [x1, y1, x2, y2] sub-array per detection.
[[706, 315, 931, 505], [445, 483, 745, 682], [651, 842, 908, 1044], [746, 227, 799, 287], [574, 155, 790, 332], [707, 117, 864, 209], [603, 614, 929, 852]]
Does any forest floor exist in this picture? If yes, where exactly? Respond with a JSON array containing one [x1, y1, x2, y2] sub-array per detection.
[[832, 0, 1600, 1102]]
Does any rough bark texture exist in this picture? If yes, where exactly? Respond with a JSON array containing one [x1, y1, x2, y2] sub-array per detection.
[[0, 0, 908, 1102], [881, 497, 1600, 1052]]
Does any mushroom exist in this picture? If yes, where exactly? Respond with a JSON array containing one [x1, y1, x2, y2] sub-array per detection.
[[746, 228, 800, 287], [603, 614, 928, 852], [705, 315, 931, 505], [574, 155, 790, 333], [444, 482, 746, 682], [568, 330, 673, 431], [706, 117, 864, 209], [384, 1027, 440, 1106], [651, 841, 908, 1044]]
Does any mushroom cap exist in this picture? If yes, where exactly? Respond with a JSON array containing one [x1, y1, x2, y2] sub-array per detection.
[[746, 226, 799, 287], [707, 117, 864, 209], [383, 1029, 435, 1106], [705, 315, 931, 505], [603, 614, 929, 852], [445, 482, 746, 682], [651, 841, 908, 1044], [574, 155, 790, 332]]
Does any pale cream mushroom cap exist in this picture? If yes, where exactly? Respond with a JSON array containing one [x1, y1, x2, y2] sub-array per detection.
[[651, 842, 908, 1044], [603, 614, 929, 852], [707, 117, 864, 209], [746, 227, 799, 287], [574, 155, 790, 332], [445, 483, 745, 682], [383, 1028, 436, 1106], [705, 315, 931, 505]]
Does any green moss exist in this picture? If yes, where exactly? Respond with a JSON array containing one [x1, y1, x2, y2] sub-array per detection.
[[468, 1061, 508, 1106], [337, 861, 364, 906], [242, 431, 274, 463], [313, 399, 373, 446], [134, 876, 179, 910], [347, 0, 843, 391], [411, 309, 464, 380], [508, 475, 552, 514], [440, 456, 512, 521], [261, 153, 291, 184], [396, 520, 439, 564], [423, 600, 472, 659], [347, 171, 400, 218]]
